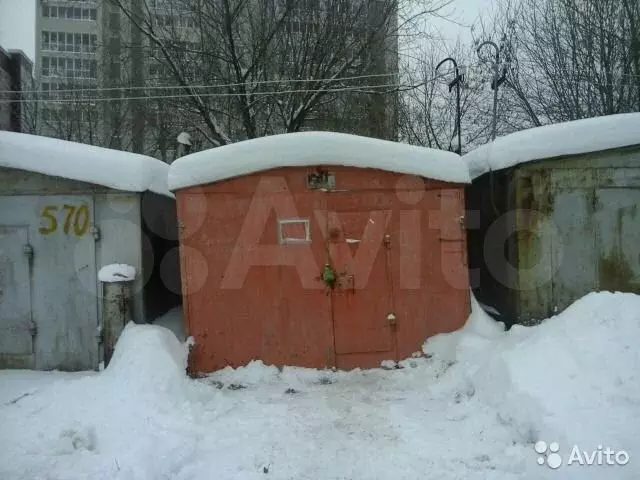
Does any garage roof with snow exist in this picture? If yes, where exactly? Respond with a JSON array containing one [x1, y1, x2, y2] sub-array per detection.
[[0, 131, 172, 197], [168, 131, 470, 191], [464, 112, 640, 179]]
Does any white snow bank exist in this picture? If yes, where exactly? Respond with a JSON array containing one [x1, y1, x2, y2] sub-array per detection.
[[425, 291, 640, 478], [97, 263, 136, 283], [103, 322, 190, 396], [168, 131, 470, 190], [2, 293, 639, 480], [424, 292, 506, 363], [0, 131, 173, 197], [152, 306, 186, 341], [464, 113, 640, 179]]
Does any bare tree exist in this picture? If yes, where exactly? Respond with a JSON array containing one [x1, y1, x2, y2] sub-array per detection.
[[398, 42, 494, 152], [487, 0, 640, 128], [111, 0, 451, 147]]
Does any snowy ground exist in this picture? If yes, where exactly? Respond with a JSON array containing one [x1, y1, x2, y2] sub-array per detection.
[[1, 292, 639, 480]]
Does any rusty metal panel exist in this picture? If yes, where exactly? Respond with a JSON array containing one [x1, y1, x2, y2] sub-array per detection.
[[0, 226, 35, 368], [327, 208, 395, 357], [178, 166, 470, 372], [513, 151, 640, 323], [594, 188, 640, 294], [547, 189, 598, 316]]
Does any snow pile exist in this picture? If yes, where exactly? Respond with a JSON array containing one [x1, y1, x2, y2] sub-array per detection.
[[98, 264, 136, 283], [0, 323, 200, 480], [0, 131, 173, 197], [464, 113, 640, 179], [1, 292, 639, 479], [152, 306, 186, 342], [168, 131, 470, 190], [425, 291, 640, 477], [102, 322, 190, 397]]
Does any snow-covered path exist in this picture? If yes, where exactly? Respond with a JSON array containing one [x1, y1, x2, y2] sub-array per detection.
[[1, 292, 639, 480]]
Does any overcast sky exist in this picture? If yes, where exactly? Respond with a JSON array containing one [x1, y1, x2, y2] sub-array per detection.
[[0, 0, 490, 65], [428, 0, 494, 45], [0, 0, 36, 60]]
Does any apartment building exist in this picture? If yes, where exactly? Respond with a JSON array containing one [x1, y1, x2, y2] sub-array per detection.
[[33, 0, 398, 154], [0, 47, 34, 132], [35, 0, 101, 140]]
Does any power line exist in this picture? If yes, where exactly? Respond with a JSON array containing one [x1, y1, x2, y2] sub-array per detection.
[[0, 72, 400, 96], [0, 82, 411, 104]]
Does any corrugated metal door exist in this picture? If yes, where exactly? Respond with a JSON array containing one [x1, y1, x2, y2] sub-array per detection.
[[32, 195, 99, 370], [327, 208, 397, 368], [0, 227, 35, 368]]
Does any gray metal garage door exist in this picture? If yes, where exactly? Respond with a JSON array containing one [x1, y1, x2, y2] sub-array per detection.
[[0, 226, 35, 368]]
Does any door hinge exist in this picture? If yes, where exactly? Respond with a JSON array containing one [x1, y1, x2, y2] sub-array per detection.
[[90, 225, 101, 241], [95, 324, 103, 343], [383, 234, 391, 248], [386, 312, 397, 327], [23, 243, 34, 261], [29, 320, 37, 337]]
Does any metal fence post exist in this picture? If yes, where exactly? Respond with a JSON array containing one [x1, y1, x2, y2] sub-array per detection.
[[101, 279, 134, 367]]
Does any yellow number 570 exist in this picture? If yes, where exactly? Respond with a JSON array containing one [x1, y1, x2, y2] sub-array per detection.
[[39, 204, 90, 236]]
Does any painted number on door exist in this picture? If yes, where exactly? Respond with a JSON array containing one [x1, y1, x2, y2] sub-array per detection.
[[39, 204, 90, 236]]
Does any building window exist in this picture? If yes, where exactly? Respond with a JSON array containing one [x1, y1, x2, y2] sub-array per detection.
[[41, 31, 97, 54], [42, 4, 96, 22], [41, 57, 50, 77]]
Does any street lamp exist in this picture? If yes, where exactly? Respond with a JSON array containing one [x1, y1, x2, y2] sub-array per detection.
[[477, 40, 506, 141], [436, 57, 464, 155], [175, 131, 192, 161]]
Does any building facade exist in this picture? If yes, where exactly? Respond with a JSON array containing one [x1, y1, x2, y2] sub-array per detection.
[[0, 47, 34, 133], [33, 0, 399, 154]]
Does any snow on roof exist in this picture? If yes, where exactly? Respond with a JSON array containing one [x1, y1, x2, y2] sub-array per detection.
[[168, 131, 470, 191], [0, 131, 173, 197], [464, 113, 640, 179]]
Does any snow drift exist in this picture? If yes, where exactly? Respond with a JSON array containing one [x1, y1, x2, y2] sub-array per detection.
[[425, 291, 640, 478], [1, 292, 639, 480]]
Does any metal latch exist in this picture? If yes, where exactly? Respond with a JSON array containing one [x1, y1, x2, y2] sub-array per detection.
[[23, 244, 34, 260], [90, 225, 101, 241], [95, 324, 103, 343], [386, 312, 397, 326], [29, 320, 37, 337]]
